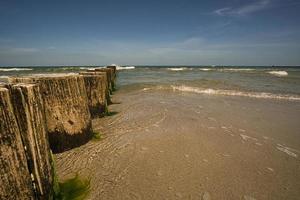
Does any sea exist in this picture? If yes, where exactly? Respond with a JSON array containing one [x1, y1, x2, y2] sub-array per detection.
[[1, 65, 300, 101]]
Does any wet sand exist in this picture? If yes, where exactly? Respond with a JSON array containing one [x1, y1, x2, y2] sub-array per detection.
[[56, 88, 300, 200]]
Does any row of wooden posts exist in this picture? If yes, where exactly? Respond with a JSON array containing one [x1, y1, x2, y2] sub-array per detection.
[[0, 66, 117, 199]]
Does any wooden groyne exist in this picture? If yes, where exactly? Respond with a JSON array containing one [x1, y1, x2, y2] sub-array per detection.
[[0, 67, 117, 199], [79, 72, 109, 115], [89, 67, 116, 93]]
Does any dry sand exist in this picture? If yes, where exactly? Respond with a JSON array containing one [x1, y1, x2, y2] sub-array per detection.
[[56, 88, 300, 200]]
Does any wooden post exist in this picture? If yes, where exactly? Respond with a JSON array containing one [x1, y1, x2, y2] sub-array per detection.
[[0, 87, 34, 200], [9, 76, 93, 153], [10, 83, 53, 198], [79, 72, 109, 115]]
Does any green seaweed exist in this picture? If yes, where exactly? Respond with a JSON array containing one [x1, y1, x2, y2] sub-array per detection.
[[55, 174, 90, 200], [50, 151, 90, 200], [92, 131, 102, 141]]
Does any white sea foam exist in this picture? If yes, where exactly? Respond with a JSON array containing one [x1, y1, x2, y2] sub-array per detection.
[[199, 68, 256, 72], [116, 66, 135, 70], [0, 68, 32, 71], [80, 67, 104, 70], [221, 68, 255, 72], [171, 85, 300, 101], [276, 146, 298, 158], [198, 68, 257, 72], [167, 67, 188, 71], [240, 134, 257, 141], [199, 68, 213, 71], [22, 73, 78, 77], [142, 87, 151, 91], [268, 71, 288, 76]]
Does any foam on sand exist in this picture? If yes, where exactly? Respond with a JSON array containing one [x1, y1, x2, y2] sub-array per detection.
[[240, 134, 258, 141], [0, 68, 32, 71], [276, 144, 298, 158], [268, 71, 288, 76], [171, 85, 300, 101]]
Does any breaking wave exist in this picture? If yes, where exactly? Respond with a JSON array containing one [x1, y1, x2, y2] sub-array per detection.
[[0, 68, 32, 71], [80, 67, 104, 70], [199, 68, 213, 71], [268, 71, 288, 76], [171, 85, 300, 101], [220, 68, 255, 72], [116, 66, 135, 70], [167, 67, 188, 71], [198, 68, 256, 72]]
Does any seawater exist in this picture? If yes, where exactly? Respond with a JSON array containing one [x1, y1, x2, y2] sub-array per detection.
[[1, 66, 300, 100]]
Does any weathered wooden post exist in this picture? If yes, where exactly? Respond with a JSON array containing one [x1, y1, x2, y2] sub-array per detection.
[[0, 86, 34, 199], [9, 75, 93, 153], [91, 68, 115, 93], [9, 83, 53, 198], [79, 72, 109, 117]]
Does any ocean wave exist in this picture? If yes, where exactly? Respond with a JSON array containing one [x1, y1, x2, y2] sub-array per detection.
[[80, 67, 104, 70], [199, 68, 213, 71], [268, 71, 288, 76], [220, 68, 255, 72], [18, 73, 79, 77], [59, 67, 82, 70], [0, 68, 32, 71], [117, 66, 135, 70], [167, 67, 188, 71], [171, 85, 300, 101], [189, 68, 257, 72]]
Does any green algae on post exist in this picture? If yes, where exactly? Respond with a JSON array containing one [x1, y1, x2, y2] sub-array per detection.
[[106, 111, 118, 116]]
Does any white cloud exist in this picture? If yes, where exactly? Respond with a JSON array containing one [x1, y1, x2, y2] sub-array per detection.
[[214, 7, 232, 16], [214, 0, 271, 16]]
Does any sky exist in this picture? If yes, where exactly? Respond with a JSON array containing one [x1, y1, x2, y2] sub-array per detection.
[[0, 0, 300, 66]]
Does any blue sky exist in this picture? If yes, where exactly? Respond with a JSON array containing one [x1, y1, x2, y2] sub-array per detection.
[[0, 0, 299, 66]]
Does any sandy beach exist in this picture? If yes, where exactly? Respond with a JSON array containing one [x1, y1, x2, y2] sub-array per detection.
[[55, 87, 300, 200]]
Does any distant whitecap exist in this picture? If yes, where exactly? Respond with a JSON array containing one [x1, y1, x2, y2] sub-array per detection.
[[268, 71, 288, 76], [116, 66, 135, 70], [0, 68, 32, 71], [167, 67, 188, 71]]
